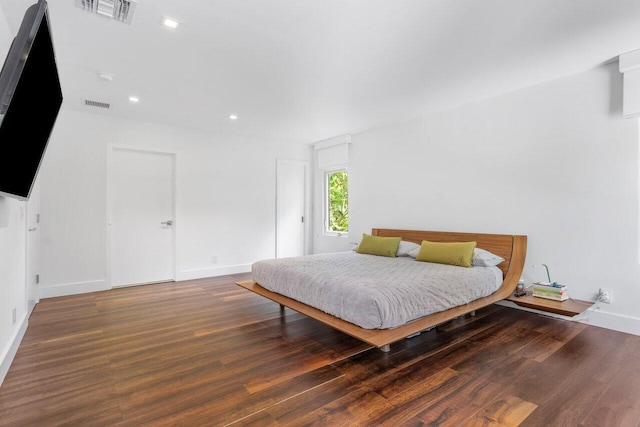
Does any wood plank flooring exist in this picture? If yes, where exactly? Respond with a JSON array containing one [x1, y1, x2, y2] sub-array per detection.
[[1, 273, 639, 426]]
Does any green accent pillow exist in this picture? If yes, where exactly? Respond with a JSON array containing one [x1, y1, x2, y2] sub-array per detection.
[[356, 234, 401, 257], [415, 240, 477, 267]]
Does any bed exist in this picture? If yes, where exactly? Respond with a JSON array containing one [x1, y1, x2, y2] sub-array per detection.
[[236, 228, 527, 351]]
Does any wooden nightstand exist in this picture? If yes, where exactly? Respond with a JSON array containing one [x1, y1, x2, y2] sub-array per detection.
[[505, 293, 593, 317]]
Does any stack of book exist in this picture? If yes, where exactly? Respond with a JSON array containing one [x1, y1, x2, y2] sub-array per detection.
[[533, 282, 568, 301]]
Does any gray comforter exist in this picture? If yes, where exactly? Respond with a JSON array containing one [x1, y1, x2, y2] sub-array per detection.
[[251, 251, 502, 329]]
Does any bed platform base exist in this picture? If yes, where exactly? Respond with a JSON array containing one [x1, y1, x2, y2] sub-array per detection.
[[236, 228, 527, 352]]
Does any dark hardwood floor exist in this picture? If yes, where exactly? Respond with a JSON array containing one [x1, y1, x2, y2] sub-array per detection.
[[1, 273, 639, 426]]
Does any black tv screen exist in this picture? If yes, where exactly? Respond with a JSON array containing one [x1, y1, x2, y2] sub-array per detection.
[[0, 0, 62, 200]]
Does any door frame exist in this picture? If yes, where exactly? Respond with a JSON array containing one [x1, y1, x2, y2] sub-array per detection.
[[106, 144, 177, 288], [275, 158, 311, 258], [25, 178, 41, 317]]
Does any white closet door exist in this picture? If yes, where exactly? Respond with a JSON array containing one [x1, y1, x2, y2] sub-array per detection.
[[276, 159, 307, 258], [110, 147, 175, 287]]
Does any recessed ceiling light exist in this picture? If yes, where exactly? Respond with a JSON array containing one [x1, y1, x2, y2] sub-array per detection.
[[229, 115, 238, 120], [161, 16, 179, 29], [129, 96, 139, 103], [97, 72, 114, 81]]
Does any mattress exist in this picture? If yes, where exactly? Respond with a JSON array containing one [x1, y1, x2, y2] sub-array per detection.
[[251, 251, 503, 329]]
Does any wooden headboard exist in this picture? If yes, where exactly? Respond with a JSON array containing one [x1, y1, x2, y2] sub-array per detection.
[[371, 228, 521, 277]]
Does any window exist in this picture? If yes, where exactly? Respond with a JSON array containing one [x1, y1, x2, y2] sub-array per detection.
[[325, 169, 348, 234]]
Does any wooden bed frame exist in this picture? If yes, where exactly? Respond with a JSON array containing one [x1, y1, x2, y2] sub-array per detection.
[[236, 228, 527, 351]]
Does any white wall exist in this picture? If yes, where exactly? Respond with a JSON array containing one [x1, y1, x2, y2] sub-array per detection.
[[37, 110, 312, 297], [347, 63, 640, 334], [0, 4, 29, 385]]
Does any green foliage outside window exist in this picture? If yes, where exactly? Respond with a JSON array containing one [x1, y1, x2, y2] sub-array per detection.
[[328, 171, 348, 232]]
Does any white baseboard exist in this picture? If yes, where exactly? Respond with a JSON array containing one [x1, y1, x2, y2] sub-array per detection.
[[587, 310, 640, 336], [496, 301, 640, 336], [0, 313, 28, 387], [177, 264, 251, 281], [38, 266, 253, 299], [39, 279, 110, 299]]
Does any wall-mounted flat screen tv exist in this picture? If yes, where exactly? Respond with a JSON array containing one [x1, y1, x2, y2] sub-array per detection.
[[0, 0, 62, 200]]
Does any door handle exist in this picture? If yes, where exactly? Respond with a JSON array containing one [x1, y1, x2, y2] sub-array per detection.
[[28, 227, 37, 231], [161, 220, 173, 226]]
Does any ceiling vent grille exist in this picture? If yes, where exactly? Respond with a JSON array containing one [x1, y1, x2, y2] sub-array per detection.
[[75, 0, 137, 24], [84, 99, 111, 109]]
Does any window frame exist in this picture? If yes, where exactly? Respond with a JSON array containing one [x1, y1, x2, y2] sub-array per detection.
[[323, 168, 349, 237]]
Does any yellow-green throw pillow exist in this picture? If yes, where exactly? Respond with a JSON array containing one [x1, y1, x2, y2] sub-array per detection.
[[356, 234, 401, 257], [415, 240, 477, 267]]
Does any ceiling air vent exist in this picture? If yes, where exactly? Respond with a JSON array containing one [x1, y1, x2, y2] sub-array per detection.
[[84, 99, 111, 109], [75, 0, 137, 25]]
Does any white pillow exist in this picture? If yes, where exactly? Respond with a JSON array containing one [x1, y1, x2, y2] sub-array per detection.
[[472, 248, 505, 267], [397, 241, 421, 257], [407, 248, 420, 258], [354, 240, 421, 257]]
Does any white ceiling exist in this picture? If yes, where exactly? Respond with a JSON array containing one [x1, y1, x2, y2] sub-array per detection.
[[1, 0, 639, 144]]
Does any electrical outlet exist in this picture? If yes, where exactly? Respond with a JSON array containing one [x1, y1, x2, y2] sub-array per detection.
[[12, 307, 16, 325], [211, 255, 218, 264], [599, 288, 612, 304]]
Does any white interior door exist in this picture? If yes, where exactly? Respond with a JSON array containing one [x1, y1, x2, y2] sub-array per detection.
[[26, 179, 41, 316], [276, 159, 307, 258], [110, 147, 175, 287]]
